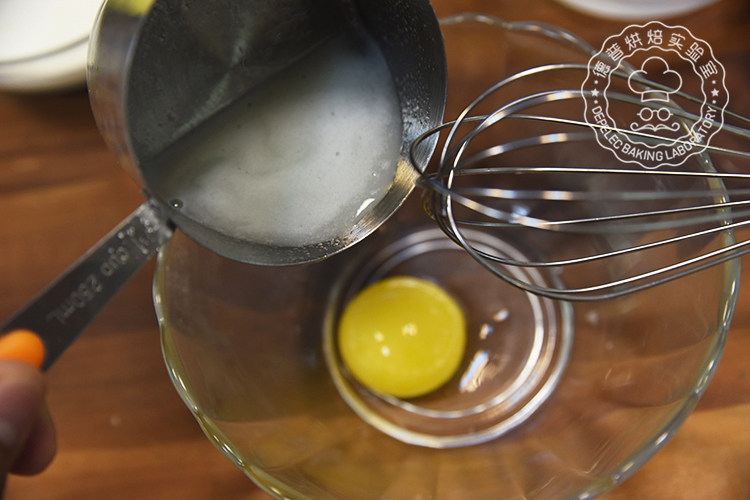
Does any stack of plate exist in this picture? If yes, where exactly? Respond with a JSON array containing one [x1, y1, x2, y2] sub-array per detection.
[[0, 0, 104, 92]]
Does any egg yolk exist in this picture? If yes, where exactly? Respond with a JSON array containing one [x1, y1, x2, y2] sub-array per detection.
[[338, 276, 466, 398]]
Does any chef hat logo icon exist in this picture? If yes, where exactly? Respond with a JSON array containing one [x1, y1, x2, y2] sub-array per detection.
[[628, 56, 682, 103], [583, 21, 728, 169]]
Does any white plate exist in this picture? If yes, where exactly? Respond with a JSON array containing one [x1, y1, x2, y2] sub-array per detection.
[[0, 0, 104, 92], [556, 0, 718, 20]]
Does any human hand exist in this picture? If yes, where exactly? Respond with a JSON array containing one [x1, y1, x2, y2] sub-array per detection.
[[0, 332, 57, 494]]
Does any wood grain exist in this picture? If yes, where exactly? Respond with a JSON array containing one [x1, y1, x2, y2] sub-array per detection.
[[1, 1, 747, 498]]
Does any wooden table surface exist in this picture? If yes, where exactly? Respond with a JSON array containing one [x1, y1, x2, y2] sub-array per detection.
[[1, 1, 748, 498]]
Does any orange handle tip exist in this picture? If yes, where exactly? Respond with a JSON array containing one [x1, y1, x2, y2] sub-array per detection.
[[0, 329, 46, 369]]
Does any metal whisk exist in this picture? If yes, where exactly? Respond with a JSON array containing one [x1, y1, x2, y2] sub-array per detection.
[[410, 15, 750, 301]]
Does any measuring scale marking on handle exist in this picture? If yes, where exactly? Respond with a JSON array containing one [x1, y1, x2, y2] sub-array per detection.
[[0, 201, 172, 371]]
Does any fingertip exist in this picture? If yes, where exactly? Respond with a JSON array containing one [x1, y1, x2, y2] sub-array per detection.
[[0, 360, 45, 397], [0, 360, 47, 473], [0, 337, 55, 476]]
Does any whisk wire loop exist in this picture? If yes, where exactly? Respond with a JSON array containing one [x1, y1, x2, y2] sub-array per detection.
[[411, 15, 750, 300]]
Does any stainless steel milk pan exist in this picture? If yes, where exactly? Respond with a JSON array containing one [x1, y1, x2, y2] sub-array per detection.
[[1, 0, 447, 369]]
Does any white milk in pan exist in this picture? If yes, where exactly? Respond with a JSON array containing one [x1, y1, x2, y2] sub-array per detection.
[[152, 31, 403, 248]]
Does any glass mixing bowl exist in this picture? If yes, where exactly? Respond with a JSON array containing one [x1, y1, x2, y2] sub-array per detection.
[[153, 15, 739, 499], [154, 190, 736, 499]]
